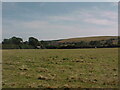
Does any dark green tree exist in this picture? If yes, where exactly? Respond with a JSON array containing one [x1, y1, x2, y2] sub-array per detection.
[[118, 37, 120, 46], [105, 39, 113, 46], [10, 37, 23, 45], [28, 37, 39, 48], [89, 41, 101, 47], [2, 39, 10, 44]]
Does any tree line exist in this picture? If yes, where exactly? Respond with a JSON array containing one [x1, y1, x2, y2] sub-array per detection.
[[2, 36, 120, 49]]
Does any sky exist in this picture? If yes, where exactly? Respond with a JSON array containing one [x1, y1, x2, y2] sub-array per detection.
[[2, 2, 118, 41]]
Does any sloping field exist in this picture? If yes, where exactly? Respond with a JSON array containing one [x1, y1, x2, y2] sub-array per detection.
[[58, 36, 118, 43], [2, 48, 118, 88]]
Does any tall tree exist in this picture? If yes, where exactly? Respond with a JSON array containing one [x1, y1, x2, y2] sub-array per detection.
[[2, 37, 23, 45], [10, 37, 23, 45], [28, 37, 39, 48]]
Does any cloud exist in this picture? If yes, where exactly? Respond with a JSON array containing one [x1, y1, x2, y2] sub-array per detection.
[[22, 21, 49, 29], [48, 16, 76, 21], [39, 2, 46, 7], [47, 8, 117, 27], [81, 10, 117, 26], [101, 11, 118, 20], [84, 18, 116, 26]]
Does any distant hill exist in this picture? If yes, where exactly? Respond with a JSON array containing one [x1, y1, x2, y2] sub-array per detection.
[[58, 36, 118, 43]]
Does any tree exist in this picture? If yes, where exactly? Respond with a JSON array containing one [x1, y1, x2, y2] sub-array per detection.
[[10, 37, 23, 45], [118, 37, 120, 46], [28, 37, 39, 48], [2, 37, 23, 49], [2, 39, 10, 44], [89, 41, 101, 47], [76, 41, 88, 48], [105, 39, 113, 46]]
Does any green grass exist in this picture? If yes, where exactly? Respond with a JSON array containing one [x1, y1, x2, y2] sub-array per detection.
[[2, 48, 118, 88]]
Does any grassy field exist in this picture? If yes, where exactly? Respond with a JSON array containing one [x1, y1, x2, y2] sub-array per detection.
[[2, 48, 118, 88], [58, 36, 118, 43]]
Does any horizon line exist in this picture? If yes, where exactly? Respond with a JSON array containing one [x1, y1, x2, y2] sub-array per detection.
[[2, 35, 119, 42]]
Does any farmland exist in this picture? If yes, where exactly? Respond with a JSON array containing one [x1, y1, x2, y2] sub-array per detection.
[[2, 48, 118, 88], [58, 36, 118, 43]]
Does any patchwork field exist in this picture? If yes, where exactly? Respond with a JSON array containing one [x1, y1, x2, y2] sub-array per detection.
[[2, 48, 118, 88]]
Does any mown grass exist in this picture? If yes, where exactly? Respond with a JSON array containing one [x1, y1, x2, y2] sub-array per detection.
[[2, 48, 118, 88]]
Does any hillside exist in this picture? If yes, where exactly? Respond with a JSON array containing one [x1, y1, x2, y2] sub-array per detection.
[[58, 36, 118, 43]]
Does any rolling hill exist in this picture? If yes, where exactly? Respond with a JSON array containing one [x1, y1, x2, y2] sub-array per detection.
[[58, 36, 118, 43]]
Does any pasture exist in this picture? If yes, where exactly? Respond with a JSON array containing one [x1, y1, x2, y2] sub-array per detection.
[[2, 48, 118, 88]]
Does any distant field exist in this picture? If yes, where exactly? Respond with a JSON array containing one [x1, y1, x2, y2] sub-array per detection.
[[2, 48, 118, 88], [58, 36, 118, 43]]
